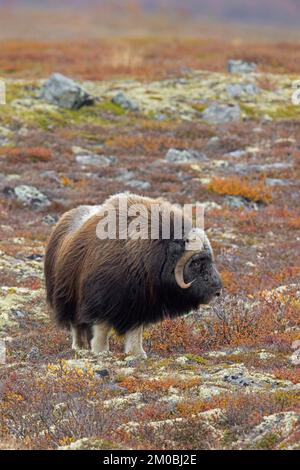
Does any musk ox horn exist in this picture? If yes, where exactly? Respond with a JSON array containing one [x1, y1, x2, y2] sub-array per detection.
[[174, 250, 198, 289]]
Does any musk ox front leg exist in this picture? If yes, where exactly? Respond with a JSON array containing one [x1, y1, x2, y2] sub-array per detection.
[[125, 326, 147, 358], [91, 323, 111, 353], [71, 325, 90, 350]]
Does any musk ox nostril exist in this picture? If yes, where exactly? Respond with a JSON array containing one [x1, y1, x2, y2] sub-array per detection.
[[215, 291, 221, 297]]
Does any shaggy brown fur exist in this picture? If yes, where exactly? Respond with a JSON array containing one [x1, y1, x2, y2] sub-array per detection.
[[45, 193, 221, 349]]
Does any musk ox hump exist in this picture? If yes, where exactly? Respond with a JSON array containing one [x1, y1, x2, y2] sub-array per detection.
[[67, 205, 102, 234]]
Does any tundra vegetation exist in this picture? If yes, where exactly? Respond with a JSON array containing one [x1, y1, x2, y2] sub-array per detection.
[[0, 11, 299, 450]]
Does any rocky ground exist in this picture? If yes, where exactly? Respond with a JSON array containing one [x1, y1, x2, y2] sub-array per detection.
[[0, 65, 300, 449]]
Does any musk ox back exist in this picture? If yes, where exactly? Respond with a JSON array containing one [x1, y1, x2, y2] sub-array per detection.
[[45, 193, 222, 357]]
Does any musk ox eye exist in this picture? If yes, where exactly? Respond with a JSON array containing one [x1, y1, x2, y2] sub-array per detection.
[[191, 258, 202, 267], [191, 254, 212, 267]]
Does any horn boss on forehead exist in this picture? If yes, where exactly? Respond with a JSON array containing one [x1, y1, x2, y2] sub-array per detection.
[[44, 193, 222, 357]]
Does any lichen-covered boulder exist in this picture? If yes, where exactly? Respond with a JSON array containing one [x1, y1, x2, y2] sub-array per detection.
[[14, 185, 51, 210], [40, 73, 94, 109], [227, 60, 257, 74], [201, 103, 241, 124]]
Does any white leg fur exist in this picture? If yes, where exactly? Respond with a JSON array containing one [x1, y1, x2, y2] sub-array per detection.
[[125, 325, 147, 358], [71, 326, 82, 350], [91, 323, 111, 353]]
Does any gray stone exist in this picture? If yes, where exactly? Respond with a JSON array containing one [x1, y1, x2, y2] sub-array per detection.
[[266, 178, 293, 186], [0, 137, 9, 147], [227, 60, 257, 74], [101, 383, 127, 393], [226, 83, 259, 98], [116, 170, 136, 182], [76, 154, 117, 167], [154, 113, 167, 121], [224, 372, 254, 387], [201, 103, 241, 124], [27, 346, 40, 360], [11, 309, 26, 319], [234, 162, 293, 175], [112, 92, 139, 112], [166, 148, 208, 163], [126, 180, 151, 190], [43, 214, 58, 225], [26, 254, 43, 262], [95, 369, 110, 378], [224, 196, 247, 208], [240, 412, 300, 447], [40, 73, 94, 109], [40, 170, 60, 183], [205, 136, 221, 150], [14, 185, 51, 210], [225, 149, 247, 158]]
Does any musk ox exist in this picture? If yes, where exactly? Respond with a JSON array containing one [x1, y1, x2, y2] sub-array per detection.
[[45, 193, 222, 357]]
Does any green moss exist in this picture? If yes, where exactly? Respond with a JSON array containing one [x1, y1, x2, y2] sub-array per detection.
[[186, 354, 207, 365], [5, 82, 28, 103], [99, 100, 127, 116], [221, 429, 236, 448], [255, 432, 280, 450], [1, 103, 112, 130], [268, 104, 300, 120], [273, 390, 300, 409], [191, 103, 206, 113], [240, 103, 259, 119]]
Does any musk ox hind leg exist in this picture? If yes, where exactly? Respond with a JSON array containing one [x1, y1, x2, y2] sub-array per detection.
[[71, 325, 90, 350], [91, 323, 111, 354], [124, 325, 147, 358]]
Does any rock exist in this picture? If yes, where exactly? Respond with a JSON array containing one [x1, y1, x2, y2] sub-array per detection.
[[104, 392, 143, 409], [201, 103, 241, 124], [224, 195, 248, 209], [266, 178, 293, 186], [201, 201, 222, 211], [125, 180, 151, 191], [27, 346, 40, 360], [224, 371, 254, 387], [75, 154, 117, 167], [116, 170, 136, 182], [11, 309, 26, 319], [40, 73, 94, 110], [225, 149, 247, 158], [205, 136, 220, 149], [95, 369, 110, 378], [240, 412, 300, 448], [227, 60, 257, 74], [196, 385, 228, 399], [234, 162, 293, 175], [43, 214, 58, 226], [290, 340, 300, 365], [166, 148, 208, 163], [14, 185, 51, 210], [258, 350, 276, 360], [101, 383, 127, 393], [59, 437, 124, 450], [26, 254, 43, 262], [115, 170, 150, 190], [226, 83, 259, 98], [40, 170, 60, 183], [210, 365, 291, 390], [154, 113, 167, 121], [112, 92, 139, 112]]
